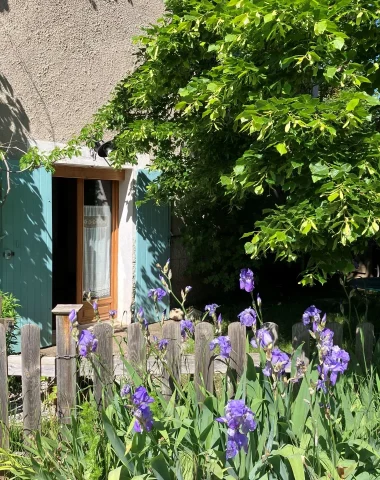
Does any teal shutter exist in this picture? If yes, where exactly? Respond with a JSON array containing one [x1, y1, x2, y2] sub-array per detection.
[[1, 165, 52, 349], [135, 170, 170, 323]]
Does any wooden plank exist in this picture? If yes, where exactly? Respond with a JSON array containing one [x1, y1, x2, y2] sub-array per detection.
[[111, 181, 119, 319], [195, 322, 214, 401], [93, 323, 114, 409], [52, 304, 83, 315], [292, 322, 310, 363], [53, 165, 125, 181], [0, 324, 9, 450], [21, 324, 41, 436], [56, 315, 77, 424], [326, 322, 343, 348], [228, 322, 246, 379], [161, 321, 181, 400], [356, 322, 374, 370], [126, 323, 146, 376], [76, 179, 84, 320], [8, 351, 293, 378]]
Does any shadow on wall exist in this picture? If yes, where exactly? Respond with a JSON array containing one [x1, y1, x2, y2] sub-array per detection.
[[88, 0, 127, 11], [0, 75, 53, 347], [135, 170, 170, 323], [0, 0, 9, 12]]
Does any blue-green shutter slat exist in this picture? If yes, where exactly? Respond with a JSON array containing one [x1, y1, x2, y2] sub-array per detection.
[[135, 169, 170, 323], [1, 164, 52, 349]]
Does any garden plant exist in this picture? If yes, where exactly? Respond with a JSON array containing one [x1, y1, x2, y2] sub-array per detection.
[[1, 263, 380, 479]]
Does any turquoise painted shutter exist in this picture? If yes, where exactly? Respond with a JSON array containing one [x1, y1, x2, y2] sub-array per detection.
[[1, 164, 52, 349], [135, 170, 170, 323]]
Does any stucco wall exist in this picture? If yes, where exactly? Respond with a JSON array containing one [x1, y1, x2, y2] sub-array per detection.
[[0, 0, 164, 146]]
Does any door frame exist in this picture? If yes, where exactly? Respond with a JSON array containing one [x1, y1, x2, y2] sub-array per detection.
[[53, 166, 121, 321]]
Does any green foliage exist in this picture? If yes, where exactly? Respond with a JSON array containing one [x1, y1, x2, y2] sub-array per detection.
[[2, 356, 380, 478], [1, 398, 115, 480], [21, 0, 380, 285], [0, 290, 20, 355]]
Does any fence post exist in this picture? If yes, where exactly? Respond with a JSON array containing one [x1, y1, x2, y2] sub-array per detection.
[[93, 323, 114, 409], [52, 305, 82, 424], [162, 320, 181, 400], [21, 324, 41, 437], [195, 322, 214, 402], [292, 322, 310, 363], [0, 324, 8, 451], [356, 322, 374, 370], [228, 322, 246, 379], [126, 323, 146, 377], [326, 322, 343, 348]]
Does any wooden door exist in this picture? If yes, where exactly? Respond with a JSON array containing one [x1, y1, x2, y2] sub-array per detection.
[[76, 179, 118, 324]]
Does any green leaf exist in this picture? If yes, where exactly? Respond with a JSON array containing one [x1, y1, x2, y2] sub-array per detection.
[[332, 37, 344, 50], [314, 20, 327, 35], [102, 412, 134, 473], [220, 176, 232, 186], [346, 98, 359, 111], [108, 467, 130, 480], [325, 67, 337, 79], [151, 453, 172, 480], [275, 143, 288, 155], [328, 191, 339, 202], [225, 34, 237, 42], [309, 162, 329, 182]]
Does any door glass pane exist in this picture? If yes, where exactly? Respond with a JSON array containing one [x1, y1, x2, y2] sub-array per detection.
[[83, 180, 112, 298]]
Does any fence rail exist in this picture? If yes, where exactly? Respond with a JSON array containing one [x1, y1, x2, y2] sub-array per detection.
[[0, 304, 377, 450]]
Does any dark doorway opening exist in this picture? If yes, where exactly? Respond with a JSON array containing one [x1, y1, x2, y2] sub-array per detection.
[[52, 177, 77, 328]]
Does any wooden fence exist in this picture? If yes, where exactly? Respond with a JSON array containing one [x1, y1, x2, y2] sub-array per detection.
[[0, 304, 378, 451]]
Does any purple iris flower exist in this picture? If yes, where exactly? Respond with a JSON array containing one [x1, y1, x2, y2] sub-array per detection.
[[158, 338, 169, 350], [148, 288, 167, 302], [121, 384, 131, 397], [238, 308, 257, 327], [267, 347, 290, 377], [93, 301, 98, 311], [321, 346, 350, 386], [69, 309, 77, 323], [132, 386, 154, 407], [180, 319, 194, 339], [209, 336, 232, 359], [239, 268, 254, 293], [316, 379, 327, 393], [109, 309, 117, 318], [134, 403, 154, 433], [302, 305, 321, 327], [251, 328, 273, 349], [185, 286, 192, 293], [78, 329, 98, 357], [217, 313, 222, 327], [205, 304, 219, 316], [216, 399, 257, 458]]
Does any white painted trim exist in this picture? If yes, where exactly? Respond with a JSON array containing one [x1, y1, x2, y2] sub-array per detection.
[[30, 139, 151, 170]]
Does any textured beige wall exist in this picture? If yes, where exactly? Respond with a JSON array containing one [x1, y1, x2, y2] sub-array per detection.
[[0, 0, 164, 147]]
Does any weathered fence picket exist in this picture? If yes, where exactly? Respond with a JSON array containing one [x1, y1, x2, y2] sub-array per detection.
[[195, 322, 214, 401], [21, 324, 41, 437], [356, 322, 375, 370], [0, 304, 378, 456], [292, 322, 310, 363], [54, 305, 82, 424], [161, 320, 181, 400], [0, 324, 8, 450], [93, 323, 114, 409], [126, 322, 146, 377]]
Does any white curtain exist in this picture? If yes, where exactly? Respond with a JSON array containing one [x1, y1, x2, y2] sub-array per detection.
[[83, 205, 111, 298]]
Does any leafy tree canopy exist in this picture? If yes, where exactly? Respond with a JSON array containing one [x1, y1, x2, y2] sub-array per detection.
[[22, 0, 380, 285]]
